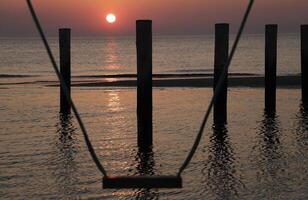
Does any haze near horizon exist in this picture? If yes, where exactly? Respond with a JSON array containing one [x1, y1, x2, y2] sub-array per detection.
[[1, 0, 308, 36]]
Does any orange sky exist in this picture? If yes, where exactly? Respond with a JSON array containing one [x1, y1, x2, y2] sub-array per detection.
[[1, 0, 308, 37]]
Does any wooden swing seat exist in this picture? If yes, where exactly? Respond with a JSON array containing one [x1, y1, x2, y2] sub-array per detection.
[[103, 175, 182, 189]]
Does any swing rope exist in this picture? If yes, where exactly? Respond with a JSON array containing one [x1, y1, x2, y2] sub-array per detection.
[[25, 0, 254, 180], [26, 0, 108, 177], [177, 0, 254, 176]]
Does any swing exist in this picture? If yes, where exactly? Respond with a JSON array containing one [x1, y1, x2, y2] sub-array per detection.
[[103, 176, 182, 189], [26, 0, 254, 189]]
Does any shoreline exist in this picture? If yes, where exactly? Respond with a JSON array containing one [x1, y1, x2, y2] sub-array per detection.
[[0, 74, 301, 88], [70, 75, 301, 88]]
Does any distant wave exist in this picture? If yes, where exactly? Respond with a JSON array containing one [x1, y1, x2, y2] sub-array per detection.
[[74, 73, 258, 79], [166, 68, 213, 73]]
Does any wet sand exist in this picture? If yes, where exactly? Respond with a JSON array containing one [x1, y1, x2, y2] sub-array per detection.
[[71, 75, 301, 88], [0, 74, 302, 88]]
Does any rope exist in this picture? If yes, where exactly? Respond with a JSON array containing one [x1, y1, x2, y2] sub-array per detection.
[[26, 0, 254, 180], [177, 0, 254, 176], [26, 0, 108, 177]]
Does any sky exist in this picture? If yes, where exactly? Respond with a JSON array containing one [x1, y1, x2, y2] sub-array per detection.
[[0, 0, 308, 37]]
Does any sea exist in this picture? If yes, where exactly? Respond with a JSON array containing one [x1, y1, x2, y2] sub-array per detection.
[[0, 34, 302, 77], [0, 34, 307, 199]]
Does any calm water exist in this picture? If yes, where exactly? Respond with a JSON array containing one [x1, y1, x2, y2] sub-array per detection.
[[0, 86, 307, 199], [0, 34, 302, 77], [0, 34, 307, 199]]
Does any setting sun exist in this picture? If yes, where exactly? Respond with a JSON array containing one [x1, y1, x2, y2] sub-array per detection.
[[106, 13, 116, 24]]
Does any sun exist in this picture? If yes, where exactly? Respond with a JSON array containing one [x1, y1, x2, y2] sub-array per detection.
[[106, 13, 116, 24]]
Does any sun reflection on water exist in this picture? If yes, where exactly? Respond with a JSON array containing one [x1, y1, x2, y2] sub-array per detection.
[[105, 39, 123, 71], [100, 90, 135, 176], [107, 90, 123, 113]]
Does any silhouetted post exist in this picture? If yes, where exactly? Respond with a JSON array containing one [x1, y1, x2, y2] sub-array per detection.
[[136, 20, 152, 148], [59, 28, 71, 114], [214, 23, 229, 125], [265, 25, 277, 113], [301, 25, 308, 105]]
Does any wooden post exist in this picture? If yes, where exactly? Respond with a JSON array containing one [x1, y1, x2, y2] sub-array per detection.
[[301, 25, 308, 105], [136, 20, 152, 148], [214, 23, 229, 125], [265, 25, 277, 113], [59, 28, 71, 114]]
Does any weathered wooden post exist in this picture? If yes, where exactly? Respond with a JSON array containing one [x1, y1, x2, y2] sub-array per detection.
[[265, 24, 277, 113], [136, 20, 152, 148], [214, 23, 229, 125], [301, 25, 308, 105], [59, 28, 71, 114]]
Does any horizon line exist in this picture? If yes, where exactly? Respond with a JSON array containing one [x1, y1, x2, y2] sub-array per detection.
[[0, 31, 301, 39]]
